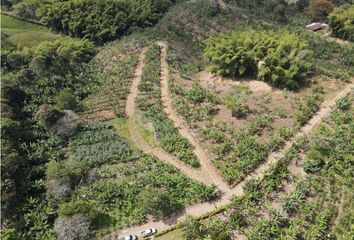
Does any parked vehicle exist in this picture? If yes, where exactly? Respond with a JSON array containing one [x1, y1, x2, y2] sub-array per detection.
[[120, 235, 138, 240], [141, 228, 157, 237]]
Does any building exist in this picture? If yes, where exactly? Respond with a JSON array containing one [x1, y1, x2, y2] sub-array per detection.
[[306, 23, 328, 31]]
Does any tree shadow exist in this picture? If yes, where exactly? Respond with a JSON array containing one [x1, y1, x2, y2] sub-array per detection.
[[162, 207, 187, 225]]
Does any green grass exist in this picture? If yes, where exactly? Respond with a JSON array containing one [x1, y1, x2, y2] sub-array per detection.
[[1, 13, 60, 49], [1, 13, 45, 31], [155, 228, 184, 240], [23, 0, 54, 5], [140, 128, 158, 148], [110, 118, 131, 142], [110, 116, 158, 148], [7, 31, 59, 49]]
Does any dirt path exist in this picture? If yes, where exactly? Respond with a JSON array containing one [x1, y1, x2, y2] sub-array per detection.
[[112, 69, 352, 237], [125, 47, 147, 117], [127, 116, 212, 185], [198, 70, 275, 93], [158, 41, 230, 191], [124, 46, 214, 186]]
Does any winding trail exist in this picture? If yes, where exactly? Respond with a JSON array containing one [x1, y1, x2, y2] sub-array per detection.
[[158, 41, 229, 191], [125, 47, 147, 117], [111, 40, 354, 238], [124, 46, 214, 186]]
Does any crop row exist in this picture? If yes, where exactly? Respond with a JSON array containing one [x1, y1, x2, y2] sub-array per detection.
[[82, 54, 138, 121], [169, 78, 220, 126], [185, 94, 354, 239], [136, 44, 200, 167], [169, 78, 294, 184]]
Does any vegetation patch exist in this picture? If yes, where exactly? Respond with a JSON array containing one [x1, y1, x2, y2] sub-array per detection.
[[81, 54, 138, 121], [179, 93, 354, 239], [168, 72, 294, 184], [204, 30, 313, 90], [52, 123, 217, 232], [38, 0, 177, 44], [136, 44, 200, 167], [1, 13, 60, 50], [328, 4, 354, 41], [302, 31, 354, 80]]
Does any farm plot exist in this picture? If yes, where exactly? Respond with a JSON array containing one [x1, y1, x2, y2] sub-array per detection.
[[80, 38, 147, 122], [179, 92, 354, 240], [135, 44, 200, 167], [50, 123, 217, 234], [167, 46, 347, 185]]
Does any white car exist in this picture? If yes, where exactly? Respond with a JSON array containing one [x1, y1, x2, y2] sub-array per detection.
[[120, 235, 138, 240], [141, 228, 157, 237]]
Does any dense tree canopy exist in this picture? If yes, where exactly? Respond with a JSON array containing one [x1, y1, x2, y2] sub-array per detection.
[[38, 0, 176, 44], [1, 37, 100, 239], [204, 30, 313, 90], [328, 4, 354, 41], [306, 0, 334, 21]]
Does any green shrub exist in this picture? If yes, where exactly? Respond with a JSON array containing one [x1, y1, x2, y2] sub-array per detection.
[[46, 160, 69, 180], [13, 2, 38, 20], [38, 0, 175, 44], [206, 219, 229, 240], [229, 211, 247, 229], [59, 200, 111, 229], [295, 90, 322, 126], [55, 90, 78, 111], [140, 189, 183, 219], [204, 30, 313, 90], [248, 219, 282, 240], [282, 181, 310, 214], [226, 95, 250, 118], [181, 215, 205, 239], [1, 50, 31, 71], [247, 114, 273, 135], [34, 38, 96, 67], [269, 127, 293, 151], [336, 94, 352, 110], [302, 149, 324, 173], [0, 229, 25, 240], [328, 5, 354, 41]]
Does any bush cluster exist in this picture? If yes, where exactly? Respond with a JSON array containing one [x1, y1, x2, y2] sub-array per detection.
[[204, 30, 313, 90], [328, 4, 354, 41], [38, 0, 175, 44]]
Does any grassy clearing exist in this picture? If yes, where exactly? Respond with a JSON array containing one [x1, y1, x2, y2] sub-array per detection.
[[6, 31, 59, 49], [1, 13, 45, 30], [1, 13, 60, 49], [140, 127, 157, 148]]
